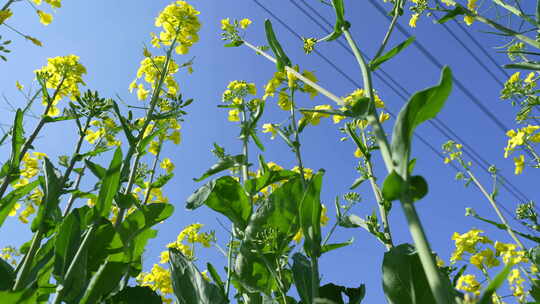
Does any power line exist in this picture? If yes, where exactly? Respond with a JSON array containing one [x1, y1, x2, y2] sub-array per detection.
[[292, 0, 534, 205], [250, 0, 534, 229]]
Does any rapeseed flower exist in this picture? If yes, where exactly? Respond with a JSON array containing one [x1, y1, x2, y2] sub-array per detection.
[[513, 155, 524, 175], [154, 1, 201, 55], [456, 274, 481, 295], [0, 9, 12, 24]]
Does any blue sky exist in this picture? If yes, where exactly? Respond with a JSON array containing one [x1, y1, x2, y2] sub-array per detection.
[[0, 0, 537, 303]]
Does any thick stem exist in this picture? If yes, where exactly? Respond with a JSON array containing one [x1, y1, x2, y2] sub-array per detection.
[[467, 170, 526, 249], [115, 152, 142, 229], [310, 256, 320, 299], [343, 28, 452, 304], [342, 30, 394, 172]]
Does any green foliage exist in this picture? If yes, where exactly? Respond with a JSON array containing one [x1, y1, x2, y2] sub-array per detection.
[[370, 37, 415, 71], [292, 253, 312, 304], [169, 248, 227, 304], [186, 176, 251, 229], [193, 154, 246, 182], [94, 147, 122, 220], [264, 19, 292, 72], [299, 171, 324, 258], [391, 67, 453, 178], [318, 283, 365, 304], [31, 158, 62, 233], [0, 180, 39, 227]]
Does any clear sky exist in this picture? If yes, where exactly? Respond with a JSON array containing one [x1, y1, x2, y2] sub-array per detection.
[[0, 0, 537, 303]]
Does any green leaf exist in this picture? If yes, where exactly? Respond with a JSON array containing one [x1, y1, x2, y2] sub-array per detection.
[[42, 115, 77, 123], [119, 203, 175, 243], [437, 6, 468, 24], [321, 238, 354, 254], [338, 214, 367, 229], [53, 208, 84, 282], [111, 101, 136, 146], [186, 176, 251, 229], [115, 192, 138, 209], [244, 169, 296, 196], [85, 160, 106, 180], [0, 289, 38, 304], [169, 248, 227, 304], [234, 247, 280, 295], [86, 218, 117, 273], [299, 171, 324, 258], [193, 154, 245, 182], [206, 262, 225, 293], [478, 262, 513, 304], [224, 40, 244, 47], [382, 243, 438, 304], [137, 127, 165, 154], [0, 257, 15, 290], [150, 173, 174, 188], [94, 148, 123, 219], [370, 36, 415, 71], [344, 284, 366, 304], [10, 109, 25, 174], [319, 0, 349, 42], [0, 180, 39, 227], [105, 286, 162, 304], [504, 62, 540, 70], [79, 260, 128, 304], [31, 158, 62, 233], [409, 175, 428, 202], [264, 19, 292, 72], [381, 171, 405, 202], [391, 67, 452, 177], [292, 253, 312, 304]]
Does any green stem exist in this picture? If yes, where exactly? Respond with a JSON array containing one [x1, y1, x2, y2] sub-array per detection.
[[289, 89, 307, 187], [467, 170, 526, 249], [343, 28, 452, 304], [342, 29, 394, 173], [373, 10, 400, 60], [224, 232, 234, 298], [310, 256, 319, 299], [143, 144, 162, 205], [361, 129, 393, 250]]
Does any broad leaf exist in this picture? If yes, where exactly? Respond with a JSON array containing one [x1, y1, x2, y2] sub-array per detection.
[[382, 243, 438, 304], [0, 257, 15, 290], [85, 160, 106, 180], [186, 176, 251, 229], [31, 158, 62, 233], [244, 169, 296, 196], [381, 171, 405, 202], [169, 248, 227, 304], [391, 67, 452, 177], [292, 253, 312, 304], [299, 171, 324, 258], [79, 260, 128, 304], [193, 154, 245, 182], [105, 286, 162, 304], [95, 147, 122, 219]]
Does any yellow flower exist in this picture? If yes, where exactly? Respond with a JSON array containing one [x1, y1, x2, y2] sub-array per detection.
[[450, 229, 492, 262], [34, 55, 86, 102], [292, 166, 313, 179], [262, 123, 278, 139], [37, 10, 53, 25], [456, 274, 481, 296], [441, 0, 456, 6], [239, 18, 252, 29], [137, 84, 150, 101], [137, 264, 173, 295], [513, 155, 524, 175], [524, 72, 535, 84], [467, 0, 477, 10], [0, 9, 13, 24], [409, 13, 419, 28], [354, 148, 363, 158], [168, 130, 181, 145], [278, 91, 292, 111], [149, 140, 160, 155], [379, 112, 390, 123], [221, 18, 232, 31], [507, 72, 520, 84], [228, 109, 240, 122], [302, 37, 317, 54], [85, 128, 104, 144], [8, 203, 21, 217], [469, 248, 499, 269], [154, 1, 201, 54], [464, 15, 474, 26], [159, 251, 169, 264], [160, 158, 175, 174], [301, 70, 319, 99], [15, 81, 24, 91], [300, 105, 332, 126]]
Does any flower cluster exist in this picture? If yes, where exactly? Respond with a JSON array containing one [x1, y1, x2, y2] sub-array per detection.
[[503, 125, 540, 174], [152, 1, 201, 55], [34, 55, 87, 116], [501, 71, 537, 101], [263, 68, 319, 102], [450, 229, 492, 262], [84, 116, 121, 147], [220, 18, 252, 46], [332, 88, 387, 125], [222, 80, 260, 122], [137, 264, 174, 303], [9, 152, 46, 223], [130, 56, 180, 101], [162, 223, 215, 262], [0, 246, 21, 266]]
